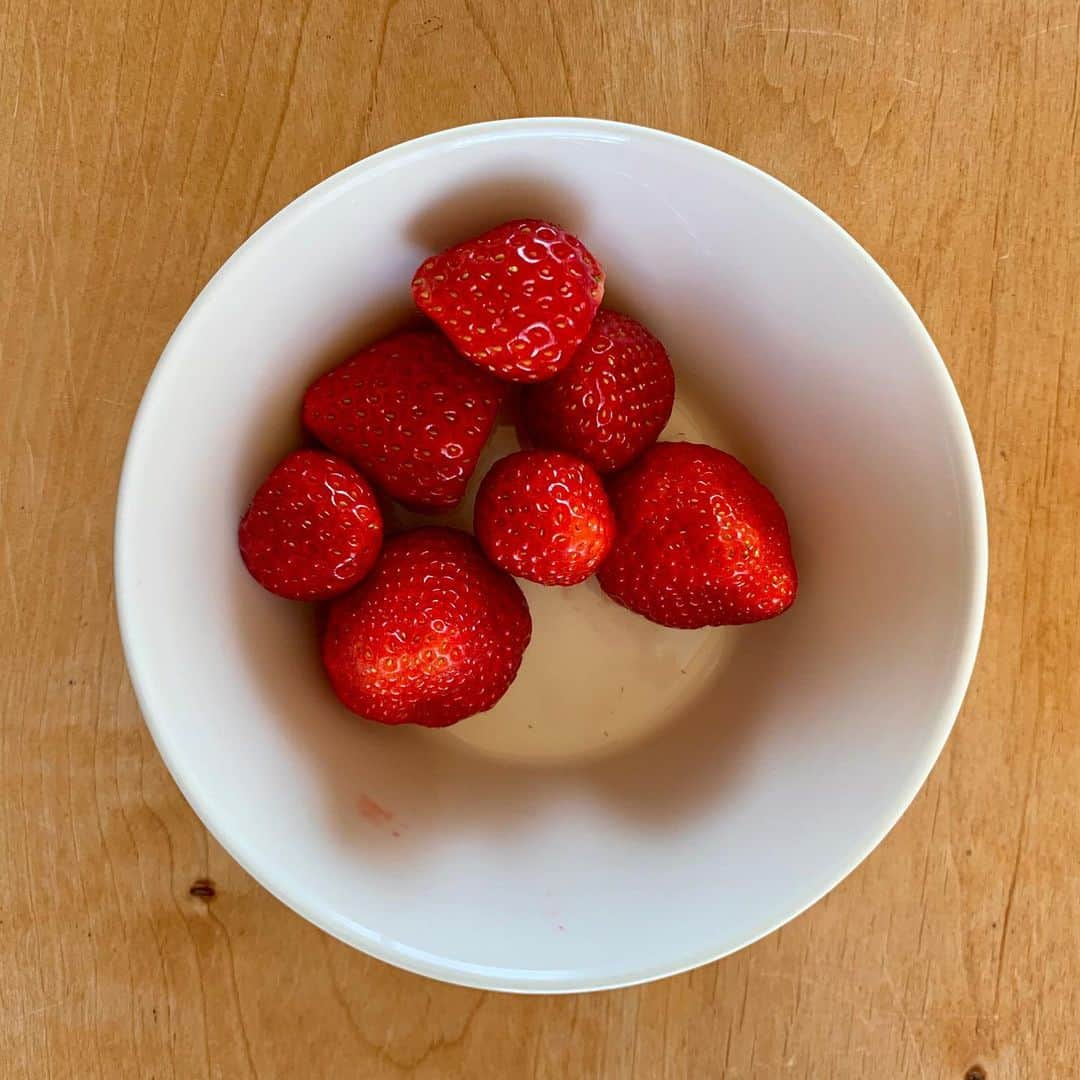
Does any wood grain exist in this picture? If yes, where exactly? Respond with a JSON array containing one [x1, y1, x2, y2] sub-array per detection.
[[2, 0, 1077, 1076]]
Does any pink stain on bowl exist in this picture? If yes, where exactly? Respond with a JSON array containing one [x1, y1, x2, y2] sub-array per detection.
[[357, 794, 394, 827]]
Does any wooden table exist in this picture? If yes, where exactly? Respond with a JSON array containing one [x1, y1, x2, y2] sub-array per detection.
[[3, 1, 1077, 1076]]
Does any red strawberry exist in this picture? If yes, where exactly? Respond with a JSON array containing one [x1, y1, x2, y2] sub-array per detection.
[[321, 527, 531, 727], [238, 449, 383, 601], [411, 219, 605, 383], [521, 310, 674, 473], [302, 329, 504, 513], [598, 442, 797, 627], [474, 450, 615, 587]]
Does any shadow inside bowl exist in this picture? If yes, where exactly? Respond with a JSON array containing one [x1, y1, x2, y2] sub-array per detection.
[[405, 172, 589, 252], [579, 625, 791, 827]]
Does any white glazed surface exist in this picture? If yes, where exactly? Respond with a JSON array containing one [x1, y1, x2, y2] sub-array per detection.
[[115, 118, 987, 993]]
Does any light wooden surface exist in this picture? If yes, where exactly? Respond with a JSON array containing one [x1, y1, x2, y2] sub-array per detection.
[[2, 0, 1077, 1076]]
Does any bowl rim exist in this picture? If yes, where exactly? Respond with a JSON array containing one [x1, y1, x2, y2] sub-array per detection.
[[114, 116, 989, 994]]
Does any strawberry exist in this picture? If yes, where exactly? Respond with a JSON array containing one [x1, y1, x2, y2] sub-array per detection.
[[411, 219, 605, 383], [474, 450, 615, 586], [238, 449, 383, 601], [598, 442, 797, 627], [321, 527, 531, 727], [521, 309, 674, 473], [302, 329, 504, 513]]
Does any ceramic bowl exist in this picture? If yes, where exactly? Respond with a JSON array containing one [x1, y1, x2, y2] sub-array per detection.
[[116, 118, 987, 992]]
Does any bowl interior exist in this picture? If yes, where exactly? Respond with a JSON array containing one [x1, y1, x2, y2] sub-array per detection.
[[116, 120, 985, 991]]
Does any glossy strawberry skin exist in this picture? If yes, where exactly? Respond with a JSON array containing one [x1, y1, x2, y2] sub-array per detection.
[[598, 442, 797, 628], [474, 450, 615, 587], [411, 219, 605, 383], [522, 309, 675, 473], [321, 527, 532, 727], [302, 329, 505, 513], [238, 449, 383, 601]]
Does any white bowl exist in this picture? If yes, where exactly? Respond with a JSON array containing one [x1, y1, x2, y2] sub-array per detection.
[[116, 118, 987, 992]]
